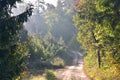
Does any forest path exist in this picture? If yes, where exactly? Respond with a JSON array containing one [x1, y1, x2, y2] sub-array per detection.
[[56, 51, 90, 80]]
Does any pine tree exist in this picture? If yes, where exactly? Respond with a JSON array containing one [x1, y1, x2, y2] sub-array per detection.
[[0, 0, 32, 79]]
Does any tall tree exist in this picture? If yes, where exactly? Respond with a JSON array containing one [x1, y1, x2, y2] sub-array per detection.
[[74, 0, 120, 70], [0, 0, 32, 79]]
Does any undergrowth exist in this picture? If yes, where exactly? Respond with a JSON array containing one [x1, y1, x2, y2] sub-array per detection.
[[84, 53, 120, 80], [20, 69, 56, 80]]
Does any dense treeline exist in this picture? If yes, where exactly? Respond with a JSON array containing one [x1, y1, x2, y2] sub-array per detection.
[[74, 0, 120, 79]]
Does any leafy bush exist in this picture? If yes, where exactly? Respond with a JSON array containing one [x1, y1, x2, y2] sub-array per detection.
[[51, 57, 65, 67], [45, 70, 56, 80]]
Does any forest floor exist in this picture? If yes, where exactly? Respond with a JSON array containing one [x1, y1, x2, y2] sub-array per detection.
[[56, 51, 90, 80]]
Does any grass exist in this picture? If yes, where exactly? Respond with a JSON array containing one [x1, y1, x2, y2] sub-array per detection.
[[20, 69, 57, 80], [84, 53, 120, 80], [29, 75, 46, 80]]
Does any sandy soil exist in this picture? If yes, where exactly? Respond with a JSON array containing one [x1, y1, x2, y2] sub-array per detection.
[[56, 51, 90, 80]]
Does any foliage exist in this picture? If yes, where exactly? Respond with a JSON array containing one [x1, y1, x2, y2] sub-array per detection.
[[18, 0, 81, 79], [51, 57, 65, 67], [0, 43, 29, 80], [74, 0, 120, 79], [19, 33, 68, 79], [23, 0, 80, 75], [19, 71, 47, 80], [45, 70, 56, 80], [26, 33, 67, 73], [0, 0, 32, 79], [84, 54, 120, 80], [25, 0, 81, 50]]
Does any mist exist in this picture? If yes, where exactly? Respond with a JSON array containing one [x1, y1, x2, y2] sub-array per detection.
[[19, 0, 82, 79]]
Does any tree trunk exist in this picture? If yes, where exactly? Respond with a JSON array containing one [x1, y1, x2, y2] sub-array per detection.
[[91, 30, 101, 68], [97, 47, 101, 68]]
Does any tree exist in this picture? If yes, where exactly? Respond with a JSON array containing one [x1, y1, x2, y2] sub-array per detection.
[[94, 0, 120, 67], [74, 0, 120, 80], [73, 0, 100, 66], [74, 0, 120, 78], [0, 0, 32, 79], [26, 0, 78, 48]]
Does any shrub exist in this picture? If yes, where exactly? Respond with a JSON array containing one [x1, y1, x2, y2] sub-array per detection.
[[51, 57, 65, 67], [45, 70, 56, 80]]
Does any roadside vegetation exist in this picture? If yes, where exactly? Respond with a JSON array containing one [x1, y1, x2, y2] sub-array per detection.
[[84, 53, 120, 80], [74, 0, 120, 80]]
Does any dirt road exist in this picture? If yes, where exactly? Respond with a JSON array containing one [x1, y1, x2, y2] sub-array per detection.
[[56, 51, 90, 80]]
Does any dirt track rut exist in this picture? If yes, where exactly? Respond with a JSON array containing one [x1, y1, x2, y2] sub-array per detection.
[[56, 51, 90, 80]]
